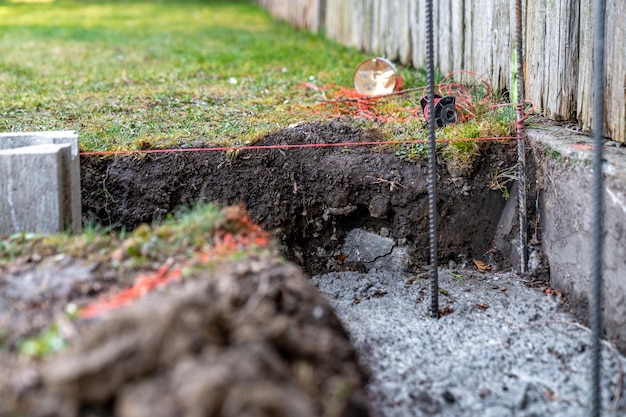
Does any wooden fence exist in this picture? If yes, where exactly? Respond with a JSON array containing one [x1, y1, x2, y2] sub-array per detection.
[[258, 0, 626, 143], [257, 0, 324, 33]]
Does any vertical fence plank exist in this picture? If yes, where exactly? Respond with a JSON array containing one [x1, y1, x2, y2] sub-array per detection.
[[462, 1, 474, 82], [463, 0, 494, 85], [258, 0, 322, 32], [490, 0, 513, 94], [324, 0, 343, 46], [345, 0, 360, 49], [525, 1, 547, 113], [397, 0, 412, 64], [386, 0, 400, 60], [382, 0, 413, 64], [577, 0, 593, 132], [436, 0, 452, 75], [371, 0, 389, 55], [358, 0, 375, 51], [370, 0, 382, 55], [604, 0, 626, 141], [548, 1, 580, 119], [410, 0, 426, 68], [451, 0, 465, 74], [527, 0, 580, 120]]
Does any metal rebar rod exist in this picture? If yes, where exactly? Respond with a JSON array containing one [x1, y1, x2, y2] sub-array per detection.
[[590, 0, 606, 415], [515, 0, 528, 273], [425, 0, 438, 319]]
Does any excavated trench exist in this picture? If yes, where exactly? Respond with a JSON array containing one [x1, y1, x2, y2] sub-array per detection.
[[10, 121, 626, 417], [81, 120, 523, 274]]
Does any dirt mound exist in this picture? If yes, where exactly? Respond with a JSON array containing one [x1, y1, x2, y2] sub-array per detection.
[[81, 120, 519, 273], [0, 258, 370, 417]]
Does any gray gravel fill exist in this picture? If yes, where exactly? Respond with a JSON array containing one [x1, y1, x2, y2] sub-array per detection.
[[312, 268, 626, 417]]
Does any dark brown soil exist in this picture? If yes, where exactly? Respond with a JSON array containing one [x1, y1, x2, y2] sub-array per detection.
[[81, 120, 518, 274]]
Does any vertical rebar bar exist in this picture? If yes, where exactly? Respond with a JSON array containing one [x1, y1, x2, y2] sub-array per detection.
[[590, 0, 606, 415], [515, 0, 528, 273], [425, 0, 438, 318]]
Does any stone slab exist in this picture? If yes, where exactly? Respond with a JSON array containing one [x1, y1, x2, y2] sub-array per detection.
[[0, 144, 69, 235], [0, 131, 79, 156], [0, 131, 81, 235], [493, 182, 521, 267]]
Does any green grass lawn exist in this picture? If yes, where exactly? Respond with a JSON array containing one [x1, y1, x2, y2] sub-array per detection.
[[0, 0, 428, 152]]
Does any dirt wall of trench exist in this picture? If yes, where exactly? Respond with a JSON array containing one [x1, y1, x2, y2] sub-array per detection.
[[80, 121, 519, 274]]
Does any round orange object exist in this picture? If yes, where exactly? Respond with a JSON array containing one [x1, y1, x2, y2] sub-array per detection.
[[353, 57, 398, 97]]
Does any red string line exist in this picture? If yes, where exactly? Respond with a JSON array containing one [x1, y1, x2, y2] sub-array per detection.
[[79, 136, 521, 157], [79, 71, 535, 157]]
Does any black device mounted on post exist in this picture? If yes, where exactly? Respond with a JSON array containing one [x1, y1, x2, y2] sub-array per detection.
[[420, 95, 457, 128]]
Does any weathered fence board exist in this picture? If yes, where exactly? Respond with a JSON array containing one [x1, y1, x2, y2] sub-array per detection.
[[257, 0, 322, 32], [490, 0, 513, 92], [325, 0, 357, 49], [436, 0, 453, 74], [449, 0, 465, 75], [408, 1, 424, 69], [604, 0, 626, 142], [468, 0, 494, 87], [258, 0, 626, 142], [526, 0, 580, 120], [577, 0, 594, 132]]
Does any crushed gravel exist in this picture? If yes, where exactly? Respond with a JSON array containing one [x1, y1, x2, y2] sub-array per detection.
[[312, 268, 626, 417]]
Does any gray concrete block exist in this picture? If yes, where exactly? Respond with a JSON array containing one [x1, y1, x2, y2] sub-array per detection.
[[0, 131, 81, 235], [0, 131, 79, 154], [528, 127, 626, 352]]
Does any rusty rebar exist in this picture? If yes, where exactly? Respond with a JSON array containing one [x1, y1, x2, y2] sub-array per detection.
[[590, 0, 606, 415], [425, 0, 438, 319], [515, 0, 528, 273]]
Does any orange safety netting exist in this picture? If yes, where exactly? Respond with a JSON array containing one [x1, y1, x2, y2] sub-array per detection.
[[79, 261, 183, 318], [79, 207, 270, 318], [311, 70, 529, 126]]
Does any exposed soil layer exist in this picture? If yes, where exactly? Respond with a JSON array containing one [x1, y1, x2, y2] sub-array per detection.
[[81, 121, 518, 274], [0, 258, 370, 417]]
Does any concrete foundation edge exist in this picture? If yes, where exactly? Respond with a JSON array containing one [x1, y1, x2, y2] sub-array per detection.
[[527, 127, 626, 352]]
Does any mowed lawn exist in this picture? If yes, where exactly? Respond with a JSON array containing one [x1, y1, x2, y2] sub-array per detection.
[[0, 0, 424, 152]]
